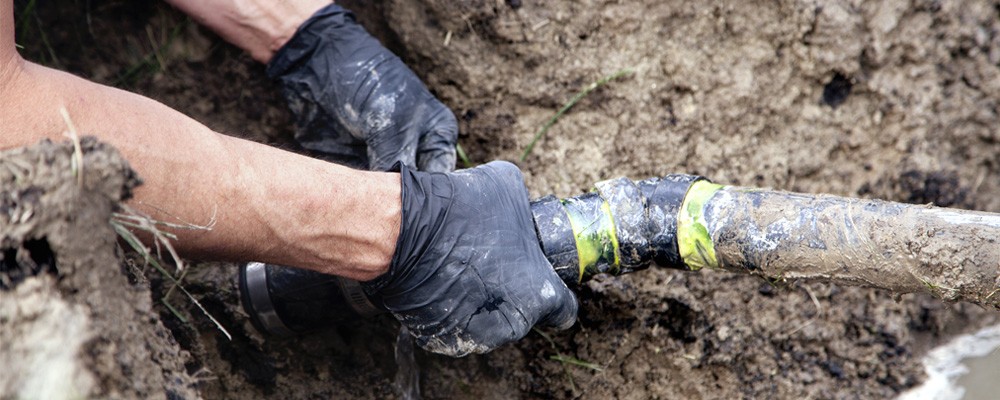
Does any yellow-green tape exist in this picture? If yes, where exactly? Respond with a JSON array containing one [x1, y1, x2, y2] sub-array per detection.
[[561, 197, 621, 282], [599, 200, 621, 275], [677, 180, 723, 270]]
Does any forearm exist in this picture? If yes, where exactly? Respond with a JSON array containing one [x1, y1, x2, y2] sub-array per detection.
[[0, 60, 398, 280]]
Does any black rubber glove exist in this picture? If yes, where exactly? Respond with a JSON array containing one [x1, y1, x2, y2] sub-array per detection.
[[364, 161, 579, 357], [267, 4, 457, 173]]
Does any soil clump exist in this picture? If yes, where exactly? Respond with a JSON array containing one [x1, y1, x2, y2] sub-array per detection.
[[0, 139, 197, 399]]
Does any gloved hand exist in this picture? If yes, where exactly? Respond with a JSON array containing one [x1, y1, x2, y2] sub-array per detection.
[[363, 161, 579, 357], [267, 4, 457, 173]]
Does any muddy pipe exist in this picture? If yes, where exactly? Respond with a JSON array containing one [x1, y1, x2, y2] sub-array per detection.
[[240, 175, 1000, 336]]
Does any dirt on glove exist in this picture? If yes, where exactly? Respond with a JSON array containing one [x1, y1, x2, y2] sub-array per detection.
[[4, 0, 1000, 398]]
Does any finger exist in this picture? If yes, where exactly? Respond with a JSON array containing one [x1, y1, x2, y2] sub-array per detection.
[[536, 279, 579, 330], [418, 142, 457, 173], [367, 132, 419, 172], [416, 105, 459, 173]]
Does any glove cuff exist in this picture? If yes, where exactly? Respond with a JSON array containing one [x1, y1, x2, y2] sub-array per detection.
[[361, 162, 404, 294], [362, 162, 441, 296]]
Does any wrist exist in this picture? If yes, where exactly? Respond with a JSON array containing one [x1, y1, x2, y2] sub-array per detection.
[[165, 0, 331, 63], [294, 169, 400, 281], [256, 2, 329, 63], [221, 137, 398, 281], [352, 171, 400, 280]]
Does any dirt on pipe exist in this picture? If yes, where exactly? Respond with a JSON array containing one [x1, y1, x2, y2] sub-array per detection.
[[702, 186, 1000, 308]]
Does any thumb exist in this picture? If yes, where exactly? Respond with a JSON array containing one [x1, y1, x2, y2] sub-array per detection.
[[416, 105, 459, 173]]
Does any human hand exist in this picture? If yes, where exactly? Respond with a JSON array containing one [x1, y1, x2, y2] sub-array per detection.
[[363, 161, 579, 357], [267, 4, 457, 173]]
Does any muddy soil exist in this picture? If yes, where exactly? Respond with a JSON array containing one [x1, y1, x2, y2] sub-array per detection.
[[8, 0, 1000, 399], [0, 140, 197, 399]]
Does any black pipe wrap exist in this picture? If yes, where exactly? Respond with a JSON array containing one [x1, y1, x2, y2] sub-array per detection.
[[639, 174, 705, 269], [530, 174, 703, 285], [530, 195, 581, 283], [595, 178, 650, 269]]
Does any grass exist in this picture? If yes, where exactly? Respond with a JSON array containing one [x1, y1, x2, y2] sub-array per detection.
[[456, 143, 473, 168], [984, 287, 1000, 303], [34, 15, 61, 67], [519, 69, 633, 162], [917, 276, 958, 300], [15, 0, 38, 36], [15, 1, 188, 86], [918, 277, 936, 291], [549, 354, 605, 371], [763, 268, 793, 290], [534, 328, 604, 394], [111, 205, 229, 340], [15, 0, 61, 68], [59, 108, 84, 186], [115, 17, 189, 87]]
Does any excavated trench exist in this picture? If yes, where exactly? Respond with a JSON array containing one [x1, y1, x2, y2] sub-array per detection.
[[5, 0, 1000, 398]]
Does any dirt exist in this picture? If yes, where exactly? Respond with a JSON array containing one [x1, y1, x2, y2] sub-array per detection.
[[6, 0, 1000, 399], [0, 139, 197, 399]]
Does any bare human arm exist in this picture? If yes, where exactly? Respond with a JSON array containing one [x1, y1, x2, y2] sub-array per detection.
[[0, 0, 399, 281], [2, 1, 579, 357]]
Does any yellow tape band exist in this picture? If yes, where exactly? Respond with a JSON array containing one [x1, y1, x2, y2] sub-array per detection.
[[562, 197, 621, 282], [677, 180, 723, 270], [600, 200, 622, 276]]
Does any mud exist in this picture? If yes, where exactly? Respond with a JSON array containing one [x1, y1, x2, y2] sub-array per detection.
[[0, 139, 197, 399], [8, 0, 1000, 399]]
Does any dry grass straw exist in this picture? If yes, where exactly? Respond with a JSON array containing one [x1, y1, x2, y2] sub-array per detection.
[[111, 205, 228, 340], [59, 107, 84, 186], [59, 108, 230, 339]]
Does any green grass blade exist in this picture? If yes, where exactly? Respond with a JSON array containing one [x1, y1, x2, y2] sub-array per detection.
[[549, 354, 605, 371], [533, 327, 556, 347], [115, 18, 189, 87], [456, 143, 473, 169], [15, 0, 38, 38], [161, 299, 190, 324], [520, 68, 633, 162]]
